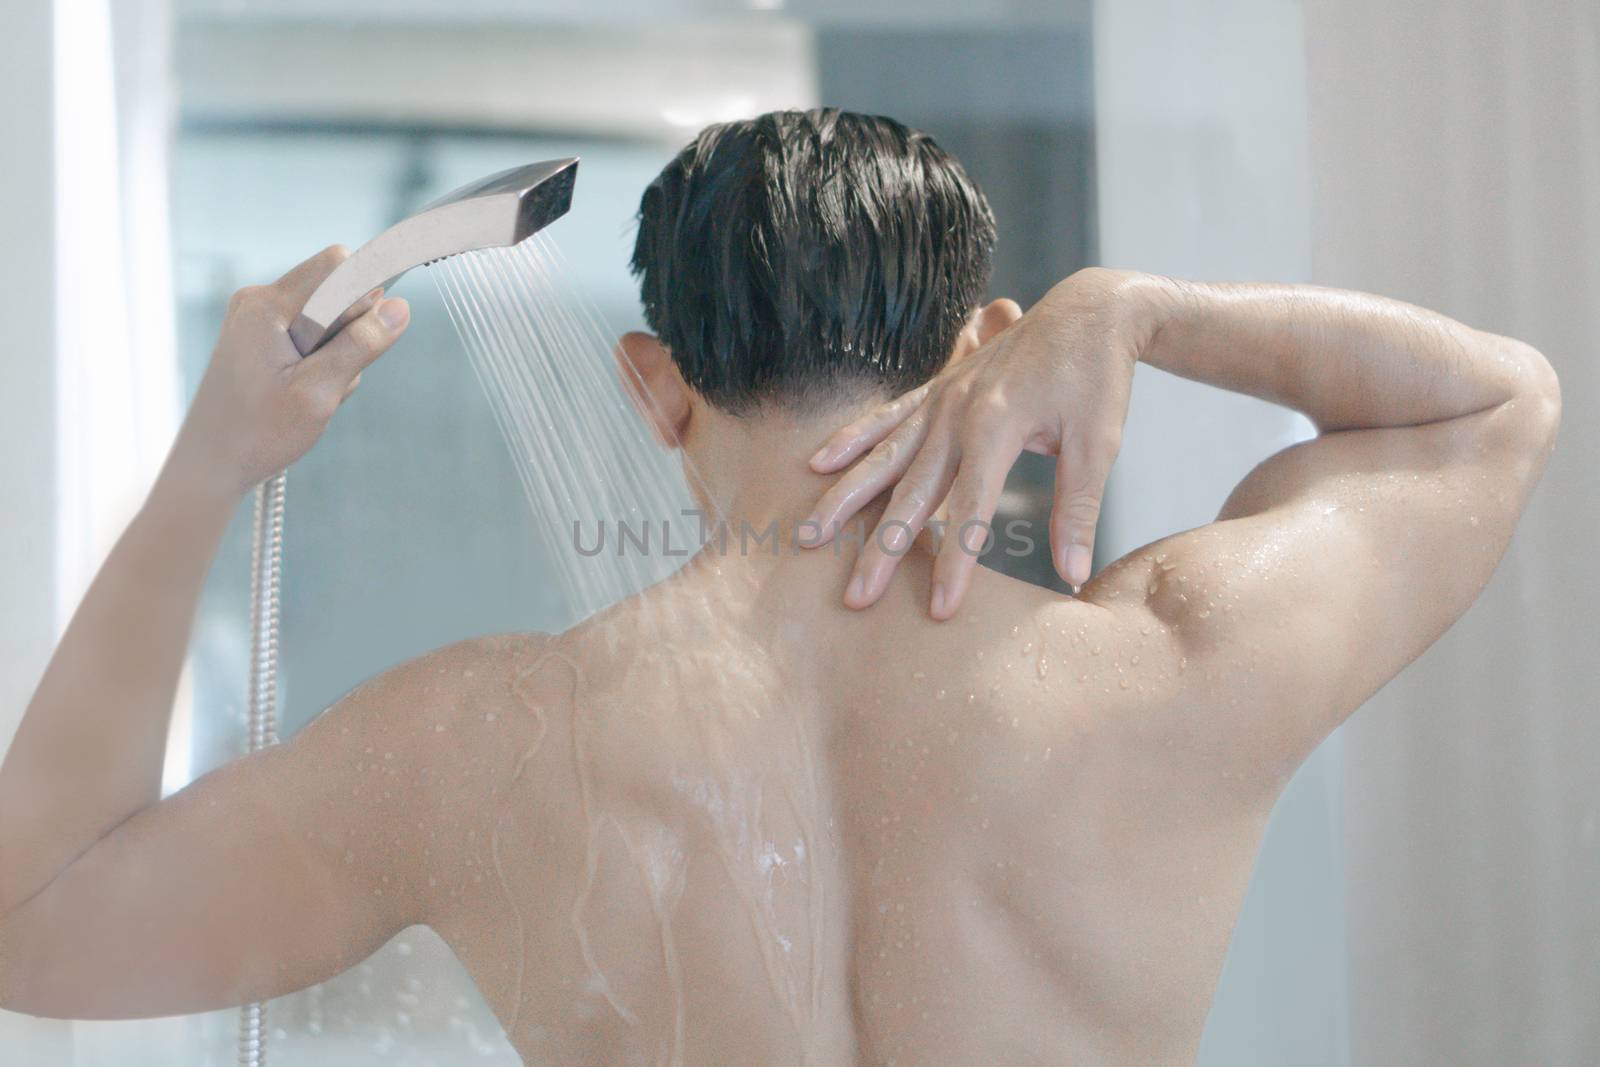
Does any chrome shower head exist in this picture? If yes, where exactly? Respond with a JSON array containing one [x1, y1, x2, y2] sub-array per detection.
[[289, 156, 579, 355]]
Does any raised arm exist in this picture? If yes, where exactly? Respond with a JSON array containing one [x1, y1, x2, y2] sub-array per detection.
[[0, 247, 415, 1014], [1094, 277, 1560, 768], [801, 268, 1559, 766], [1, 651, 449, 1017]]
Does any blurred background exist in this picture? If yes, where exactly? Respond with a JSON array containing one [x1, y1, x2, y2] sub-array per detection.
[[1, 0, 1595, 1064]]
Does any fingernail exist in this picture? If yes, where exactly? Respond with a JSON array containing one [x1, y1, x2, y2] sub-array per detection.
[[846, 573, 866, 605], [809, 445, 834, 470], [931, 582, 947, 618], [883, 524, 908, 553], [1066, 544, 1092, 588], [378, 297, 410, 330]]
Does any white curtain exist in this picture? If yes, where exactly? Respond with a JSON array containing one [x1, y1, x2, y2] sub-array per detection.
[[41, 0, 189, 1062], [1305, 1, 1600, 1062], [54, 0, 178, 616]]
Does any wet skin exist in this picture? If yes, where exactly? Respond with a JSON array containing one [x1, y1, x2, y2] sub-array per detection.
[[419, 536, 1282, 1065], [0, 254, 1560, 1065]]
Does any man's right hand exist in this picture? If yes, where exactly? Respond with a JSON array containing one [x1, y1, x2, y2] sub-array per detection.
[[801, 267, 1175, 620], [172, 245, 411, 496]]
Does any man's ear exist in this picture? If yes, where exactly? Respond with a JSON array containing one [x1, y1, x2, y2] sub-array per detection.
[[615, 331, 692, 450], [948, 298, 1025, 364]]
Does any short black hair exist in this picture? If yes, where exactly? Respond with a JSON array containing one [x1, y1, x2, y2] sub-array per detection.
[[630, 108, 997, 415]]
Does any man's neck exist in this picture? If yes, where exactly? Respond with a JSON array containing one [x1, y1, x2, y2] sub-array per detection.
[[678, 400, 882, 554]]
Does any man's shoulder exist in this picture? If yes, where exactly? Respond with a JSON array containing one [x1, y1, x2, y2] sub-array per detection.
[[321, 631, 561, 754]]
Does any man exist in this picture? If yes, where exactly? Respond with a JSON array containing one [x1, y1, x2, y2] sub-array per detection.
[[0, 109, 1560, 1064]]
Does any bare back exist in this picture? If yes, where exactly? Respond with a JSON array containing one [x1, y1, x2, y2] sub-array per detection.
[[420, 541, 1286, 1066]]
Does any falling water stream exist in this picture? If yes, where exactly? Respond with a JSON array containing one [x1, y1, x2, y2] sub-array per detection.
[[434, 233, 701, 624]]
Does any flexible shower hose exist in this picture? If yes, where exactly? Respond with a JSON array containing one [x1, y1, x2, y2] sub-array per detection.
[[238, 469, 286, 1067]]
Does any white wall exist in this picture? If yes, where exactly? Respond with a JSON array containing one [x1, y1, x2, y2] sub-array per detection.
[[1306, 1, 1600, 1062], [0, 0, 57, 751], [178, 19, 816, 141], [1091, 2, 1346, 1064], [0, 4, 71, 1062]]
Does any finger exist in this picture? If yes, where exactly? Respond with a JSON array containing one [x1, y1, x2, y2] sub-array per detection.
[[845, 426, 961, 609], [929, 433, 1023, 620], [272, 245, 350, 312], [340, 287, 384, 326], [1050, 437, 1116, 591], [341, 372, 363, 403], [802, 406, 934, 547], [809, 383, 932, 473], [296, 297, 410, 395]]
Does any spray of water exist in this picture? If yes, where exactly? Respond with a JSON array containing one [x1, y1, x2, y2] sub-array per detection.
[[431, 235, 826, 1064], [433, 232, 707, 626]]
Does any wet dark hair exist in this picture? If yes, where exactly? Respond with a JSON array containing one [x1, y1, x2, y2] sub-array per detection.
[[630, 108, 997, 415]]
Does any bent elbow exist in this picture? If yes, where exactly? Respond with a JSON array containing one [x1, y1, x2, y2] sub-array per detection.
[[1533, 354, 1562, 440], [1508, 339, 1562, 441]]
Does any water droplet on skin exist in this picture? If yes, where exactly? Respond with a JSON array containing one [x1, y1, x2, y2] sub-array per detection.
[[485, 712, 497, 723], [1130, 655, 1140, 666], [936, 688, 946, 700], [1179, 656, 1188, 671], [1119, 678, 1131, 689], [1036, 657, 1049, 679], [1043, 747, 1053, 760], [1091, 645, 1103, 655], [912, 670, 926, 680], [435, 723, 446, 733], [1021, 642, 1033, 654]]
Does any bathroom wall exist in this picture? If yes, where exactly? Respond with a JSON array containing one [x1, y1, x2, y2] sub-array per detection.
[[1306, 1, 1600, 1060], [1091, 2, 1347, 1064], [0, 8, 68, 1064]]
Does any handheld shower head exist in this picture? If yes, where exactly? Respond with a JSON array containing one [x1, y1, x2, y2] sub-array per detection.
[[288, 156, 579, 355]]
